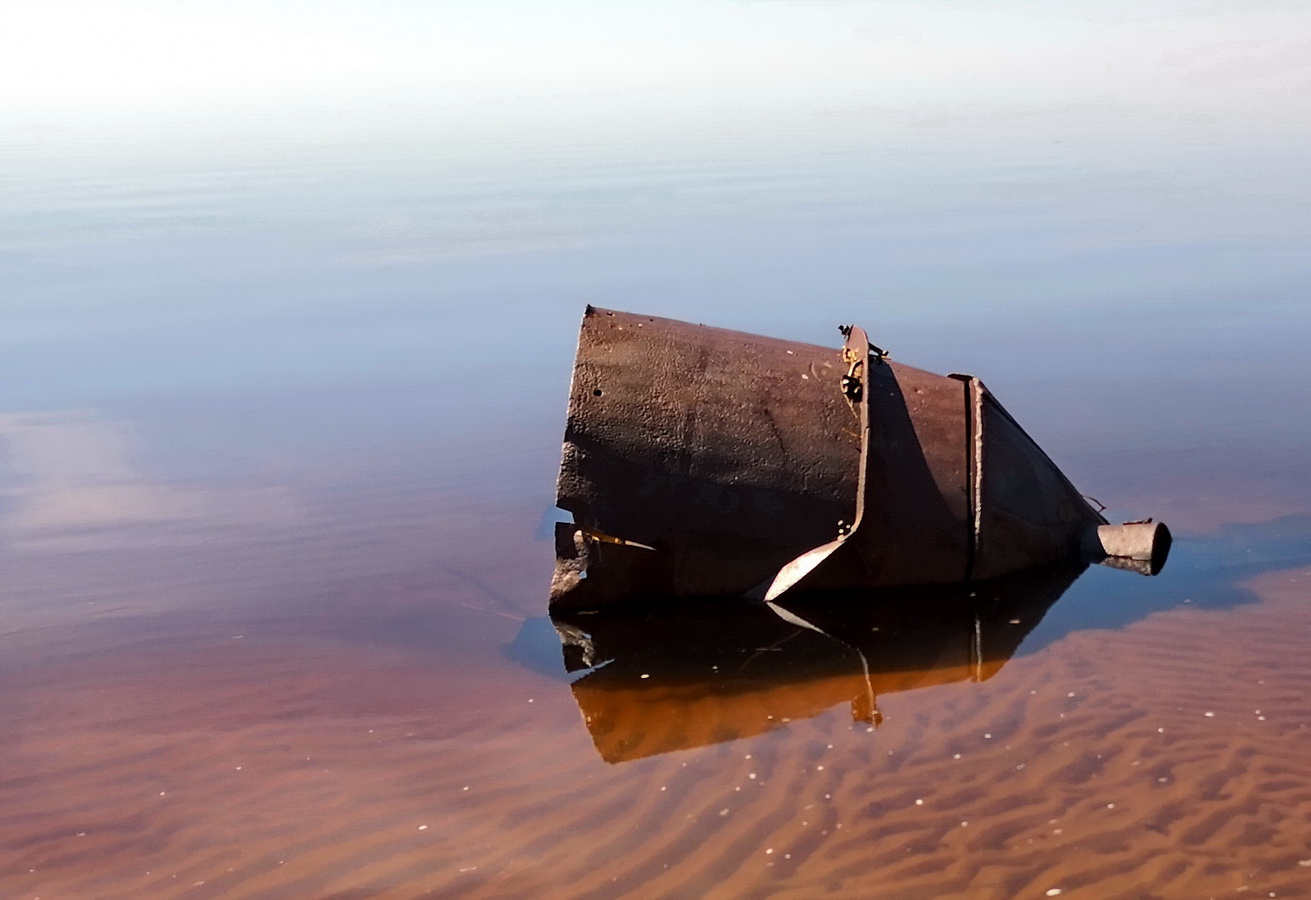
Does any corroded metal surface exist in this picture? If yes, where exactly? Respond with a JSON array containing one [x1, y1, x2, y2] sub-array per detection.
[[554, 307, 860, 604], [550, 307, 1160, 610]]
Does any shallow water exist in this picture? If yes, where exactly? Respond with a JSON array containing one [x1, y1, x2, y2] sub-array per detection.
[[5, 87, 1311, 900]]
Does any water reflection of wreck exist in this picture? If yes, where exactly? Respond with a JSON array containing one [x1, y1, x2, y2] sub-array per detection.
[[553, 562, 1084, 764], [542, 308, 1173, 763]]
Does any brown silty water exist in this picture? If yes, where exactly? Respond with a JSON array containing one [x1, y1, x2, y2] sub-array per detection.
[[2, 403, 1310, 900]]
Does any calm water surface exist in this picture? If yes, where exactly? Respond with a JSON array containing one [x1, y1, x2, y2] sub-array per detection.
[[3, 125, 1311, 899]]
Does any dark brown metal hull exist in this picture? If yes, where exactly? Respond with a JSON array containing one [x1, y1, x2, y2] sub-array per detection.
[[550, 307, 1154, 610]]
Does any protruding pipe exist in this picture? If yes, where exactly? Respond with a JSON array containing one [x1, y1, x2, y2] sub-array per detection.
[[1083, 521, 1172, 576]]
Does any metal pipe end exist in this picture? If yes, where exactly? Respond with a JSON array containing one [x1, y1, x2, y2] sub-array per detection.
[[1083, 521, 1172, 576]]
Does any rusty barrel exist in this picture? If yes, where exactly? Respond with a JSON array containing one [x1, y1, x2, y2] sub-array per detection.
[[550, 307, 1160, 609]]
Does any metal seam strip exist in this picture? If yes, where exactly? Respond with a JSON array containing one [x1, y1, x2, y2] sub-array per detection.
[[950, 373, 984, 583], [969, 377, 985, 581]]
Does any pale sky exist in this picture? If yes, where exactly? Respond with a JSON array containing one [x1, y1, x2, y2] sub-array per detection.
[[3, 0, 1309, 155]]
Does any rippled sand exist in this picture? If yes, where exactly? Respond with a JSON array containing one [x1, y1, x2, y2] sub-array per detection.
[[3, 566, 1310, 899]]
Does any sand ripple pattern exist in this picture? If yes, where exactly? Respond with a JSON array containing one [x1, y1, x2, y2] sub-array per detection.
[[3, 569, 1310, 899]]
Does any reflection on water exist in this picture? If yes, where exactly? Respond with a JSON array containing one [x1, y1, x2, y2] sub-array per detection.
[[0, 411, 306, 550], [542, 564, 1084, 763], [527, 515, 1311, 767]]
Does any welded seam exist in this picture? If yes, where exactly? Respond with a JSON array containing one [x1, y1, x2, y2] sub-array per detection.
[[969, 377, 985, 581]]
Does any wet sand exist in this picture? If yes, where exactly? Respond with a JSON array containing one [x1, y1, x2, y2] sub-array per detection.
[[3, 559, 1308, 900]]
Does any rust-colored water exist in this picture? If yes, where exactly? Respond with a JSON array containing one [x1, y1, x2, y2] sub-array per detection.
[[4, 405, 1310, 900]]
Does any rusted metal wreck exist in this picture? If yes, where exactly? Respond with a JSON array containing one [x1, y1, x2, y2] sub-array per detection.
[[549, 307, 1169, 610]]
